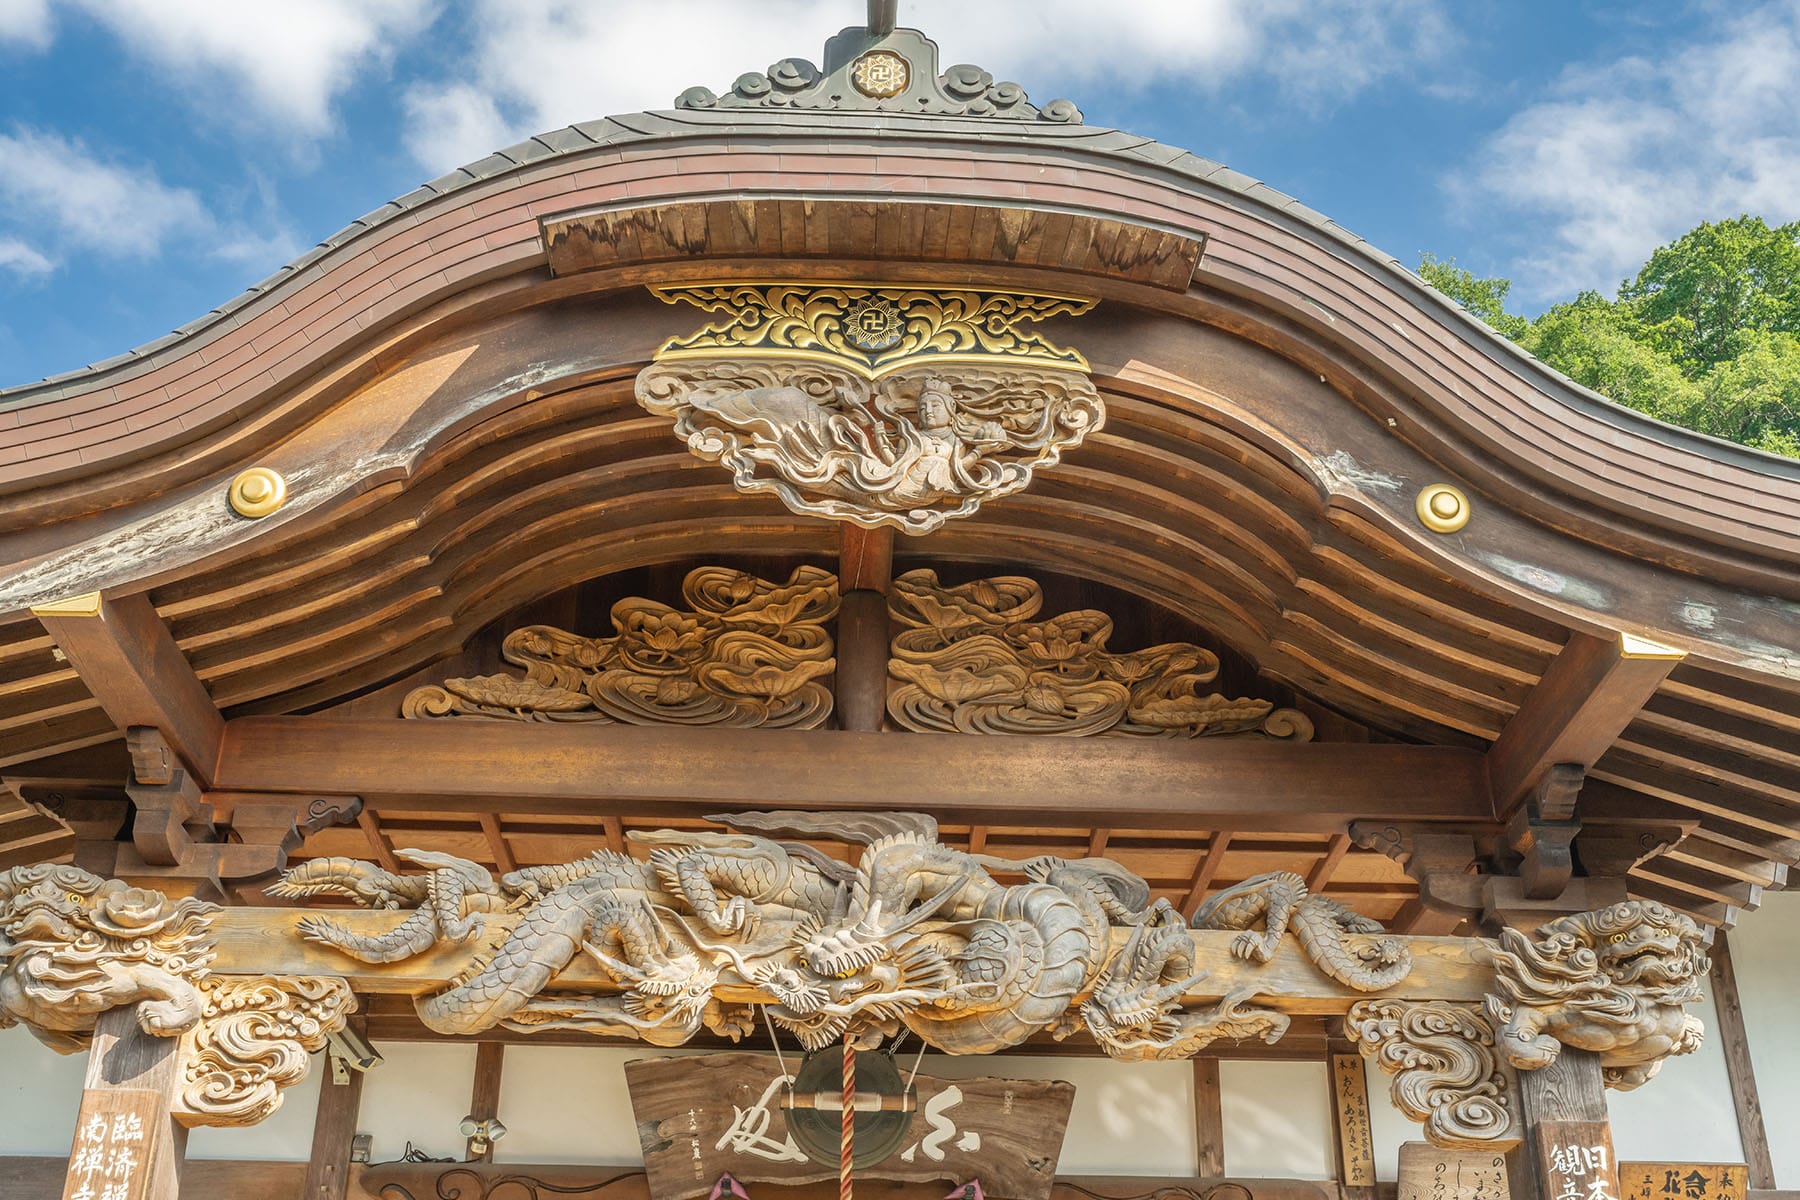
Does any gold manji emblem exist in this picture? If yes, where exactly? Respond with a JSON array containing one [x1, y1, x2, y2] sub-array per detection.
[[851, 51, 909, 97], [843, 294, 903, 351]]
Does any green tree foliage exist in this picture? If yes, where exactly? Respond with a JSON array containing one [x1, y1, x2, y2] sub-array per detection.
[[1417, 217, 1800, 459]]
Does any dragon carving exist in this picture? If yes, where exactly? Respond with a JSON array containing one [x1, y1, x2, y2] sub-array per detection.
[[1484, 901, 1709, 1089], [274, 811, 1415, 1059]]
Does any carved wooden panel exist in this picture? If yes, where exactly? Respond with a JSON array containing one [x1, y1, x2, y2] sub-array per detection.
[[886, 571, 1313, 739], [626, 1053, 1073, 1200], [402, 566, 839, 728]]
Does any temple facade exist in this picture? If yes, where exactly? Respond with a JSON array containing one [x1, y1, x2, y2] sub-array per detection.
[[1, 8, 1798, 1200]]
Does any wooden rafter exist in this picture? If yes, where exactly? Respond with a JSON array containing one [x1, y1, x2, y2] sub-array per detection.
[[1486, 631, 1684, 818], [1305, 832, 1353, 893], [216, 718, 1496, 832], [30, 592, 223, 785], [479, 813, 517, 873], [1179, 832, 1232, 921], [356, 809, 400, 873]]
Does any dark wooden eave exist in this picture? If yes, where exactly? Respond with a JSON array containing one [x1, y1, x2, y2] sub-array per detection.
[[0, 106, 1793, 931]]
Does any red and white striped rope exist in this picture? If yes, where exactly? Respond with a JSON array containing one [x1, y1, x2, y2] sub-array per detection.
[[840, 1039, 855, 1200]]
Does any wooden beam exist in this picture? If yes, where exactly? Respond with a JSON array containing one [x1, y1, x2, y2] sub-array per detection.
[[1508, 1047, 1616, 1200], [835, 590, 890, 733], [216, 719, 1495, 833], [1193, 1057, 1224, 1178], [1086, 828, 1110, 858], [478, 814, 517, 874], [1708, 931, 1775, 1188], [1305, 833, 1352, 894], [356, 810, 400, 874], [837, 525, 893, 593], [301, 1023, 367, 1200], [1180, 832, 1232, 921], [31, 592, 223, 786], [203, 907, 1495, 1013], [1487, 631, 1684, 818], [465, 1043, 505, 1163], [63, 1005, 188, 1200]]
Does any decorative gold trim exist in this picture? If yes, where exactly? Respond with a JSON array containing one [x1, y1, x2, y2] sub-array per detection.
[[649, 283, 1096, 379], [29, 591, 103, 618], [1416, 483, 1470, 533], [228, 467, 288, 518], [1619, 632, 1686, 660]]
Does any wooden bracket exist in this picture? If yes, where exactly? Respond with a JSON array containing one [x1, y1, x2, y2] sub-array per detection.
[[1486, 631, 1684, 820], [32, 592, 224, 787], [1507, 764, 1585, 900]]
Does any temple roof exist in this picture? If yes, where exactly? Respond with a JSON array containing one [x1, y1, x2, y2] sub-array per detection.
[[0, 18, 1795, 933]]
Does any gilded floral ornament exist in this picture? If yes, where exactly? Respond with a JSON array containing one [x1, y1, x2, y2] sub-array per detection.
[[648, 284, 1094, 379], [885, 570, 1315, 739], [401, 566, 840, 728]]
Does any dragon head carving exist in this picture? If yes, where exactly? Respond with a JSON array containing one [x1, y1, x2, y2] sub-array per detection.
[[1483, 900, 1708, 1089], [0, 865, 217, 1050]]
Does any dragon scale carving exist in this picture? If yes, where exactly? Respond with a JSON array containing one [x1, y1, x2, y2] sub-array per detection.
[[278, 813, 1408, 1059], [887, 570, 1316, 739]]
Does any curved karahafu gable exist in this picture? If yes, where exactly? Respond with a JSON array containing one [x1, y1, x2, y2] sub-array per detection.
[[0, 20, 1795, 932]]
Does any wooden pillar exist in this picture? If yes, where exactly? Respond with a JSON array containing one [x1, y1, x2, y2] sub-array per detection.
[[302, 1034, 367, 1200], [465, 1043, 506, 1163], [1707, 932, 1775, 1188], [1192, 1057, 1224, 1179], [62, 1006, 187, 1200], [835, 525, 893, 733], [1506, 1049, 1617, 1200]]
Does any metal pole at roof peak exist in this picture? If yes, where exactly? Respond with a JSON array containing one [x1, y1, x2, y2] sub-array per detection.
[[867, 0, 897, 35]]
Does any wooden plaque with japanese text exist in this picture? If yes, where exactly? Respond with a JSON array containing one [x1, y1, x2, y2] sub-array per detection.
[[625, 1053, 1073, 1200], [1618, 1163, 1748, 1200], [61, 1088, 165, 1200], [1331, 1054, 1377, 1188], [1397, 1142, 1511, 1200]]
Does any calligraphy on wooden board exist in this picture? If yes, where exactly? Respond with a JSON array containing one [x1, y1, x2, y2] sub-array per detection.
[[624, 1053, 1073, 1200], [1617, 1163, 1747, 1200], [1395, 1142, 1510, 1200]]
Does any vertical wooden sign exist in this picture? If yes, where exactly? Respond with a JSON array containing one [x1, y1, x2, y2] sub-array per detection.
[[1331, 1053, 1377, 1188], [1617, 1163, 1748, 1200], [62, 1088, 166, 1200], [1536, 1122, 1620, 1200], [1398, 1143, 1510, 1200]]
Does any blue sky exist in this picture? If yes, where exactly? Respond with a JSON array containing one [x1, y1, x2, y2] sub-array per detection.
[[2, 0, 1798, 388]]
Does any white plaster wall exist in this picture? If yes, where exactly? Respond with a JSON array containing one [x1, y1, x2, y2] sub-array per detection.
[[1723, 890, 1800, 1188], [0, 1024, 319, 1160], [358, 1041, 481, 1164], [494, 1046, 693, 1166], [0, 1024, 88, 1155], [1218, 1060, 1334, 1180], [184, 1049, 322, 1160], [1363, 1053, 1416, 1183], [1606, 986, 1742, 1164]]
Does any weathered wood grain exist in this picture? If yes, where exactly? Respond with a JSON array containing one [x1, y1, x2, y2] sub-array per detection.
[[211, 718, 1496, 833], [204, 906, 1493, 1013]]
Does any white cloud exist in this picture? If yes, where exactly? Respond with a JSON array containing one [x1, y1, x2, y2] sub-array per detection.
[[72, 0, 437, 136], [0, 0, 52, 47], [0, 126, 299, 278], [402, 0, 1455, 171], [1451, 2, 1800, 302], [0, 237, 54, 278], [0, 127, 208, 254]]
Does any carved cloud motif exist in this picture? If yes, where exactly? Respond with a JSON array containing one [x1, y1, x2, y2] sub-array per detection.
[[885, 570, 1315, 739], [402, 566, 840, 728], [636, 360, 1102, 534]]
